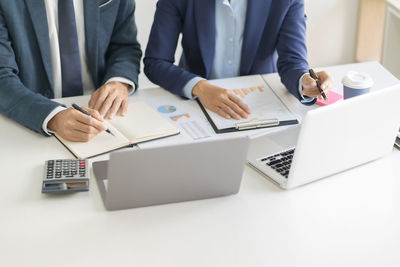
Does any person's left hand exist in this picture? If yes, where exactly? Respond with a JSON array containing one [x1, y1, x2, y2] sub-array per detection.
[[88, 81, 130, 119], [301, 71, 334, 100]]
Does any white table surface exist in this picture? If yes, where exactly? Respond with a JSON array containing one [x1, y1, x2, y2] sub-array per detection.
[[1, 62, 400, 267]]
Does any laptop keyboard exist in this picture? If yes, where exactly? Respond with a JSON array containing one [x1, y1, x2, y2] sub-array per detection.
[[259, 148, 295, 179]]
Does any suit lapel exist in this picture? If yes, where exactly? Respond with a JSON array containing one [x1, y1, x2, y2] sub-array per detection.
[[84, 0, 99, 86], [194, 0, 216, 78], [25, 0, 54, 89], [240, 0, 272, 75]]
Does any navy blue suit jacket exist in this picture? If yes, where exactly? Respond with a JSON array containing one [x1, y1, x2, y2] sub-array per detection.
[[144, 0, 310, 102], [0, 0, 142, 135]]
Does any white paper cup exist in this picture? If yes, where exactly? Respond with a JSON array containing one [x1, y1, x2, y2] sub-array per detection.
[[342, 71, 374, 99]]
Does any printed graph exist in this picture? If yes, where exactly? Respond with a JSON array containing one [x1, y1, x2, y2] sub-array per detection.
[[170, 113, 191, 122], [157, 105, 177, 114], [233, 86, 265, 98], [180, 121, 211, 140]]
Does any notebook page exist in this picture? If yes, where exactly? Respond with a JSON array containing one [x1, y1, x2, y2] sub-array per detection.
[[55, 122, 130, 159], [109, 102, 179, 143]]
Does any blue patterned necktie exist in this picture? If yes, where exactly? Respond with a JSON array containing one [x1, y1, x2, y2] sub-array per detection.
[[58, 0, 83, 97]]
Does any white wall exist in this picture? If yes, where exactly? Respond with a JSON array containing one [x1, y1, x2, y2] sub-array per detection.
[[305, 0, 360, 67], [135, 0, 360, 88], [135, 0, 159, 88]]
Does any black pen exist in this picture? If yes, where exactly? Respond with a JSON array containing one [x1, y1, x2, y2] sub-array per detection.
[[72, 103, 115, 136], [309, 69, 328, 102]]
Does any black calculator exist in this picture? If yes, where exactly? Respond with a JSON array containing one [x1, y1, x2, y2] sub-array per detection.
[[42, 159, 90, 193]]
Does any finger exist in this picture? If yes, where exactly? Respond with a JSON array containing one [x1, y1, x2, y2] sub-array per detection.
[[60, 123, 98, 142], [302, 88, 320, 98], [88, 92, 98, 109], [69, 129, 98, 142], [302, 75, 317, 89], [76, 124, 102, 136], [222, 98, 248, 119], [107, 97, 122, 120], [82, 107, 104, 121], [119, 99, 128, 116], [220, 103, 241, 120], [317, 72, 334, 90], [215, 107, 231, 119], [227, 94, 251, 116], [99, 94, 116, 117], [73, 119, 104, 135], [93, 87, 110, 112], [68, 116, 104, 135], [72, 110, 106, 132]]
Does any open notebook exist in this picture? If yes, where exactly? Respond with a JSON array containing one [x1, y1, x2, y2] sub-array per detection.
[[55, 102, 180, 159]]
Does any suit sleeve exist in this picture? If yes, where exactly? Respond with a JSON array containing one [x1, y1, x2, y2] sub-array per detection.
[[101, 0, 142, 89], [276, 0, 315, 105], [144, 0, 198, 97], [0, 9, 62, 135]]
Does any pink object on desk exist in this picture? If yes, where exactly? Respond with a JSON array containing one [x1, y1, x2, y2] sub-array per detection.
[[316, 91, 343, 106]]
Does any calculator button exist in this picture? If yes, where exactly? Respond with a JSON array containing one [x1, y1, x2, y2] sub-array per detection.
[[43, 159, 89, 194]]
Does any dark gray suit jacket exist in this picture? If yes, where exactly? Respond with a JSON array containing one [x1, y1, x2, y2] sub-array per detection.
[[0, 0, 142, 135]]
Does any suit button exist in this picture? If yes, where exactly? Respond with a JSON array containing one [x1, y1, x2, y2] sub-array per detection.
[[43, 90, 51, 98]]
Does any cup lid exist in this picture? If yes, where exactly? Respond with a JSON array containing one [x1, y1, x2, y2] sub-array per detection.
[[342, 71, 374, 89]]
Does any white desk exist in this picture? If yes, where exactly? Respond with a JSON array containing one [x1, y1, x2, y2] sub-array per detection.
[[1, 62, 400, 267]]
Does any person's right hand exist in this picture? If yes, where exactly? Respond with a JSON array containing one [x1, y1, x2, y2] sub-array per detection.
[[192, 80, 251, 120], [48, 107, 107, 142]]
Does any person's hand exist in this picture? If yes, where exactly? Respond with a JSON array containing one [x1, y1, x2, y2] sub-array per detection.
[[88, 81, 130, 119], [48, 107, 106, 142], [301, 71, 334, 100], [192, 80, 251, 120]]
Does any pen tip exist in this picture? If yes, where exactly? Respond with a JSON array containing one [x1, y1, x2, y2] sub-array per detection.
[[106, 129, 115, 136]]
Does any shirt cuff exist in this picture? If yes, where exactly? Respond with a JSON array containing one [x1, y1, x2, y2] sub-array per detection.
[[106, 77, 136, 95], [298, 73, 316, 104], [182, 77, 206, 99], [42, 106, 67, 136]]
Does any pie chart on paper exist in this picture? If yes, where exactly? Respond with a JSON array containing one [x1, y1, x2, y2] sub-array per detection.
[[157, 105, 177, 114]]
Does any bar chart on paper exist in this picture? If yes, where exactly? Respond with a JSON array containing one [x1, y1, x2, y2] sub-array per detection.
[[154, 103, 211, 141], [232, 86, 265, 98], [170, 113, 191, 121]]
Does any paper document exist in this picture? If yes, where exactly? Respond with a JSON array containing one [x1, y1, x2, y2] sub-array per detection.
[[133, 88, 281, 149], [202, 75, 298, 133]]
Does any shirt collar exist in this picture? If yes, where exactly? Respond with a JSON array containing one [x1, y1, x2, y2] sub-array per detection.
[[222, 0, 231, 7]]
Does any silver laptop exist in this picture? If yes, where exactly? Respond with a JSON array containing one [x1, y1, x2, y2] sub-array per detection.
[[93, 136, 249, 210], [247, 85, 400, 190]]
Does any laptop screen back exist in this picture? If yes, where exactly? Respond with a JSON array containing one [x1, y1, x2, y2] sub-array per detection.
[[104, 136, 249, 210], [288, 85, 400, 189]]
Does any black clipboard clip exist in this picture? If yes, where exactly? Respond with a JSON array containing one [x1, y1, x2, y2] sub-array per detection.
[[235, 119, 280, 131]]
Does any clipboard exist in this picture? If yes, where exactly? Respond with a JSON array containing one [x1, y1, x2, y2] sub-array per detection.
[[198, 100, 298, 133], [196, 75, 299, 134]]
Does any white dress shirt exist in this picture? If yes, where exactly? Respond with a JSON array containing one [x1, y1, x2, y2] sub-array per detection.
[[42, 0, 135, 134]]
